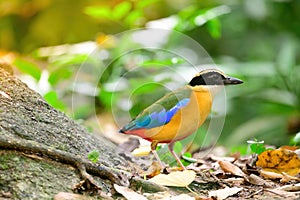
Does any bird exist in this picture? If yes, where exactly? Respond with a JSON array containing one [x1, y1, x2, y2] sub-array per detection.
[[119, 69, 243, 169]]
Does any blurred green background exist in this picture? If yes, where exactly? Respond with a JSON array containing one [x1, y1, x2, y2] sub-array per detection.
[[1, 0, 300, 151]]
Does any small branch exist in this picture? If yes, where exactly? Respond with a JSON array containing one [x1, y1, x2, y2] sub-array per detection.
[[0, 135, 130, 186]]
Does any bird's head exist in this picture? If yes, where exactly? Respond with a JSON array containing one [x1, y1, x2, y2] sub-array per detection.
[[189, 69, 243, 86]]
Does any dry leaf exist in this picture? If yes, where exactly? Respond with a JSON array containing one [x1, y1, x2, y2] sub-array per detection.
[[54, 192, 93, 200], [132, 145, 151, 156], [208, 187, 242, 200], [223, 177, 244, 185], [248, 174, 273, 187], [264, 188, 298, 199], [144, 192, 196, 200], [210, 155, 235, 162], [170, 194, 195, 200], [218, 160, 245, 177], [114, 184, 147, 200], [149, 170, 196, 187], [143, 161, 162, 178], [277, 183, 300, 192], [260, 169, 284, 179], [280, 172, 300, 183], [256, 147, 300, 176], [143, 191, 171, 199]]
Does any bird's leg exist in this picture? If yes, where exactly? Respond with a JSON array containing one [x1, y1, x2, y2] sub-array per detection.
[[151, 141, 165, 169], [168, 142, 186, 170]]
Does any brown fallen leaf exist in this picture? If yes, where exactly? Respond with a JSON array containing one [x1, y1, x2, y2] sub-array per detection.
[[149, 170, 196, 187], [248, 174, 273, 187], [223, 177, 244, 185], [259, 169, 300, 182], [259, 169, 284, 180], [143, 161, 162, 178], [208, 187, 243, 200], [218, 160, 246, 177], [114, 184, 147, 200]]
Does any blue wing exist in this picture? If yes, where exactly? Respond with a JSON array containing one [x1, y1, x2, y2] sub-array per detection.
[[122, 87, 191, 131]]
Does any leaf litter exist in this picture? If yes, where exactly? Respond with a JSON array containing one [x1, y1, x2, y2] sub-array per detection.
[[115, 137, 300, 200]]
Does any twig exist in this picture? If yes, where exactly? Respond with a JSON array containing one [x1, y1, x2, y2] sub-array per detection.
[[264, 188, 287, 198], [245, 188, 263, 199], [0, 135, 130, 186]]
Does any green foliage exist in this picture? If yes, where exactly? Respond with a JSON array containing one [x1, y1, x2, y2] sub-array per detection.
[[98, 89, 115, 109], [175, 5, 227, 38], [2, 0, 300, 148], [157, 142, 195, 167], [157, 142, 182, 167], [43, 91, 66, 112], [250, 143, 266, 155], [85, 0, 160, 28], [230, 145, 248, 156], [222, 34, 300, 146], [13, 58, 42, 81], [291, 132, 300, 145], [87, 150, 99, 163], [182, 152, 197, 163]]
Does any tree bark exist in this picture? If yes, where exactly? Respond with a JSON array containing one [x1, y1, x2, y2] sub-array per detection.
[[0, 67, 135, 199]]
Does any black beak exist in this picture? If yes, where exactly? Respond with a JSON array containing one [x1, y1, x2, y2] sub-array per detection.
[[223, 77, 243, 85]]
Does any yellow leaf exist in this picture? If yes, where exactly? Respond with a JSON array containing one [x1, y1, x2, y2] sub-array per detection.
[[148, 170, 196, 187], [132, 146, 151, 156], [96, 33, 117, 48], [256, 147, 300, 176]]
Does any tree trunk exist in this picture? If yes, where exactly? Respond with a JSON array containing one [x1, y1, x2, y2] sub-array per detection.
[[0, 67, 136, 199]]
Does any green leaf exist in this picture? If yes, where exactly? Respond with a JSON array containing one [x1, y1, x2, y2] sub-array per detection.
[[137, 0, 159, 9], [43, 91, 66, 111], [230, 145, 248, 156], [48, 67, 73, 86], [84, 6, 112, 19], [113, 2, 132, 20], [51, 54, 91, 66], [182, 152, 197, 163], [292, 132, 300, 145], [276, 36, 296, 74], [124, 10, 143, 27], [250, 143, 264, 154], [140, 57, 185, 67], [13, 58, 42, 80], [129, 82, 161, 95], [207, 18, 221, 39], [98, 89, 117, 109], [249, 142, 266, 154], [88, 150, 100, 163]]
